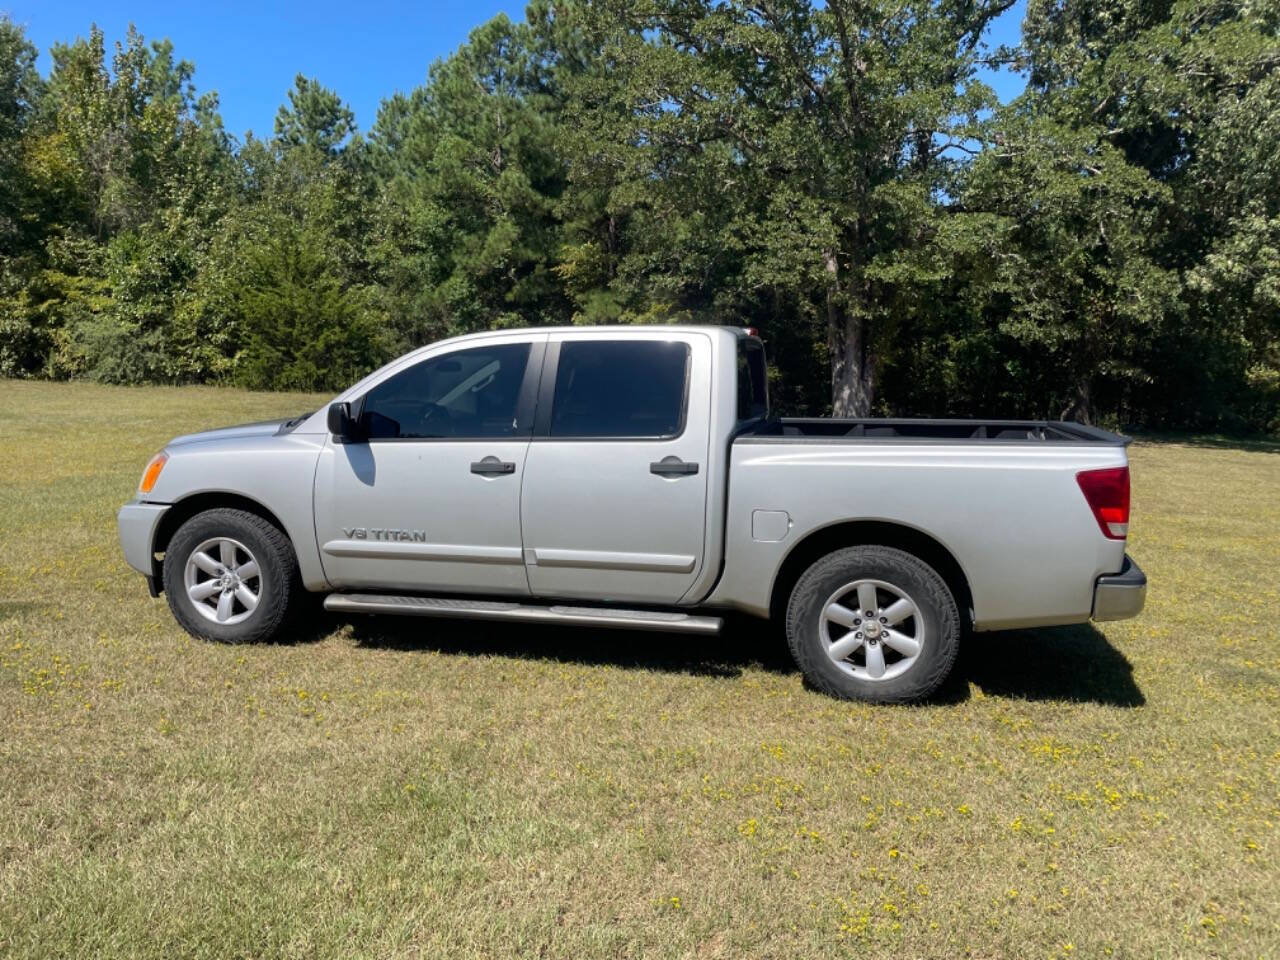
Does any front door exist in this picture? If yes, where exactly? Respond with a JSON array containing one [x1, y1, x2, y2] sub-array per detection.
[[314, 335, 545, 595], [520, 332, 712, 605]]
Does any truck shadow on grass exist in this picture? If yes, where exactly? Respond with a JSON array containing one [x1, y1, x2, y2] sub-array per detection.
[[938, 624, 1145, 707], [338, 613, 1143, 708], [339, 613, 794, 679]]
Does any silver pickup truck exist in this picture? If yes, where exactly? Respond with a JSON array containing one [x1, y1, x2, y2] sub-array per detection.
[[118, 326, 1145, 702]]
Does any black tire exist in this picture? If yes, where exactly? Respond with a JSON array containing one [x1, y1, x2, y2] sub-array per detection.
[[162, 508, 303, 644], [785, 545, 960, 703]]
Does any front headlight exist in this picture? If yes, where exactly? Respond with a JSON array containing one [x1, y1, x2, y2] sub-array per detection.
[[139, 453, 168, 494]]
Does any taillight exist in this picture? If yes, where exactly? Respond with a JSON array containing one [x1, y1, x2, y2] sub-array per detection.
[[139, 453, 168, 494], [1076, 466, 1130, 539]]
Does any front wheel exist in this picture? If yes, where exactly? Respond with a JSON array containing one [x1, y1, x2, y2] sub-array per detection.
[[162, 508, 302, 644], [785, 545, 960, 703]]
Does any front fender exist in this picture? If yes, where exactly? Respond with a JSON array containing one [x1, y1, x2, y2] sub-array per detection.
[[141, 433, 328, 590]]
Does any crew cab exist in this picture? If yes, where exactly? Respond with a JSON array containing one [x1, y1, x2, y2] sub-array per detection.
[[117, 326, 1146, 702]]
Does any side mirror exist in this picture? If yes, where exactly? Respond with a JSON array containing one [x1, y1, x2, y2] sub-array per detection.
[[327, 401, 362, 442]]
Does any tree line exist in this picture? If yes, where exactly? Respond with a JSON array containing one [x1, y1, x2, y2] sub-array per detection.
[[1, 1, 1276, 431]]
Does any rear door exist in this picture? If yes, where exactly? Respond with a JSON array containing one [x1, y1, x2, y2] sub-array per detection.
[[520, 332, 712, 604]]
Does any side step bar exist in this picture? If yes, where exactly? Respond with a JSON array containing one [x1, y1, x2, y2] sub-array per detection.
[[323, 593, 723, 635]]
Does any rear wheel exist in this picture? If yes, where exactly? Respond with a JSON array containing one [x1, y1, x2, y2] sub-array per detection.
[[162, 508, 302, 644], [785, 545, 960, 703]]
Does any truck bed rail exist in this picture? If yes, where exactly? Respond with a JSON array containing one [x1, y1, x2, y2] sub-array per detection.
[[742, 418, 1129, 444]]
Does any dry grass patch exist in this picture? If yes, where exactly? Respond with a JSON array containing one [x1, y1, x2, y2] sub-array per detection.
[[0, 379, 1276, 958]]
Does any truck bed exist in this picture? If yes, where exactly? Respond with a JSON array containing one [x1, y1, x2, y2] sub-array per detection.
[[709, 416, 1132, 629], [742, 418, 1129, 444]]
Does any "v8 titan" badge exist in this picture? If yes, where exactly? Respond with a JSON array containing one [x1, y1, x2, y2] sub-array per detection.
[[342, 527, 427, 542]]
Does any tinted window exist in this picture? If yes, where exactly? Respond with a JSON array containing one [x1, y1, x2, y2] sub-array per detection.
[[360, 343, 531, 439], [737, 339, 768, 420], [550, 340, 689, 438]]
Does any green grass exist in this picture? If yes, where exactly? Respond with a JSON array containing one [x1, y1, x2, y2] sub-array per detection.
[[1, 379, 1276, 959]]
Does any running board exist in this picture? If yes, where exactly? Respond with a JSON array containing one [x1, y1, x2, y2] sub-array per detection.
[[323, 593, 723, 635]]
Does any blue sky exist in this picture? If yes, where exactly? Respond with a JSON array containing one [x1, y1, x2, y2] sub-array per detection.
[[8, 0, 1028, 142]]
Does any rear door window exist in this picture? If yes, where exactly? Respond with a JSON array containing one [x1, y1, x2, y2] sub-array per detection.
[[549, 340, 689, 439]]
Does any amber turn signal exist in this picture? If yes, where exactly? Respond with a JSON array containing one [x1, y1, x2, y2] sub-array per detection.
[[139, 453, 168, 494]]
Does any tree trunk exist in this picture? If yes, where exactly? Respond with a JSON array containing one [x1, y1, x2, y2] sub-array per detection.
[[1059, 376, 1092, 424], [826, 252, 874, 417]]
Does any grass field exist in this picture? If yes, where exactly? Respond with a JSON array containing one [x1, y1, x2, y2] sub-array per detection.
[[0, 379, 1276, 959]]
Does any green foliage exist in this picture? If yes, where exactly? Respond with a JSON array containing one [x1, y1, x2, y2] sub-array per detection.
[[0, 18, 41, 255], [938, 113, 1181, 420], [275, 74, 356, 155], [227, 220, 387, 391], [560, 0, 1023, 414], [1007, 0, 1280, 428], [368, 12, 572, 344], [0, 5, 1275, 432]]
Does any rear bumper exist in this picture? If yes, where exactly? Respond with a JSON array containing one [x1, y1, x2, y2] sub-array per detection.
[[1092, 554, 1146, 621], [118, 500, 168, 594]]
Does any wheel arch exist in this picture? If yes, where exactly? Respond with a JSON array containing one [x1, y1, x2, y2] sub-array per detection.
[[768, 520, 974, 627], [152, 493, 293, 579]]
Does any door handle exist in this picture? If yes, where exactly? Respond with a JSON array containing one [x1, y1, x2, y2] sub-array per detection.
[[650, 456, 699, 477], [471, 456, 516, 476]]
